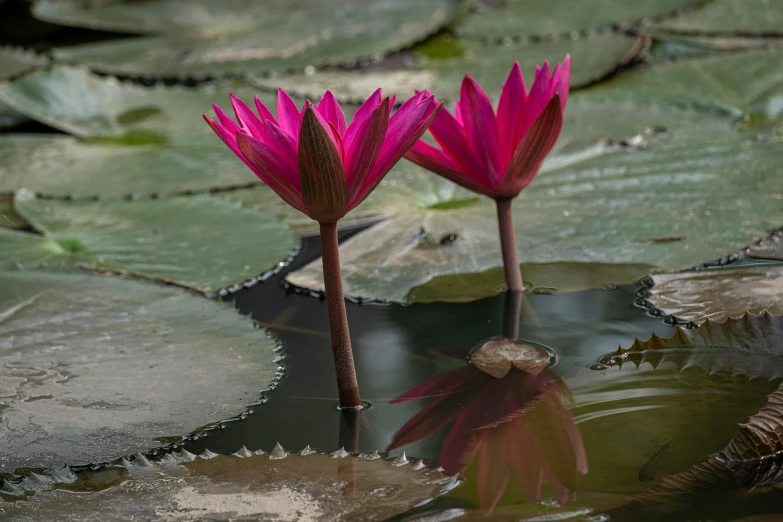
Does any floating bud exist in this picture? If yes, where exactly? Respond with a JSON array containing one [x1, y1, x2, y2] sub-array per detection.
[[269, 442, 288, 460]]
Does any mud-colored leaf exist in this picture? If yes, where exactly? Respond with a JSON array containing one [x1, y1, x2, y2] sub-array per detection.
[[1, 450, 458, 520], [42, 0, 466, 78], [1, 191, 295, 294], [286, 98, 783, 303], [648, 266, 783, 324], [0, 271, 279, 473], [252, 34, 646, 102], [455, 0, 702, 41], [654, 0, 783, 36], [469, 338, 552, 378]]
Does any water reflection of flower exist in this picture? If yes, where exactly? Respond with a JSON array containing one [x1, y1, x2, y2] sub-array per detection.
[[387, 338, 587, 511]]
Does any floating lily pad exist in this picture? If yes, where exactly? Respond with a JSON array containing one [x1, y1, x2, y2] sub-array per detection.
[[286, 99, 783, 303], [747, 232, 783, 261], [455, 0, 701, 41], [0, 46, 47, 80], [604, 313, 783, 380], [0, 271, 279, 473], [252, 34, 646, 102], [1, 191, 295, 293], [648, 266, 783, 324], [589, 48, 783, 125], [654, 0, 783, 36], [0, 104, 27, 130], [2, 450, 458, 520], [649, 34, 783, 61], [45, 0, 466, 78]]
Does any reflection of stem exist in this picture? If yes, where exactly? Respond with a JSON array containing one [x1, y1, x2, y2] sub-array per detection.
[[495, 198, 523, 292], [503, 290, 524, 340], [319, 222, 361, 409]]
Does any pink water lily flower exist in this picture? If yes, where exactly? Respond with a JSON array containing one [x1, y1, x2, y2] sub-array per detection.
[[405, 58, 570, 293], [204, 89, 441, 223]]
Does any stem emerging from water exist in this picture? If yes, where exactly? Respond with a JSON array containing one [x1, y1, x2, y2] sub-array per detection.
[[495, 197, 523, 293], [319, 221, 361, 409]]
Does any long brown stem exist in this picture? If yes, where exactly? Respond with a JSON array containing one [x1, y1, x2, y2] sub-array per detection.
[[319, 222, 361, 409], [503, 290, 524, 340], [495, 197, 523, 292]]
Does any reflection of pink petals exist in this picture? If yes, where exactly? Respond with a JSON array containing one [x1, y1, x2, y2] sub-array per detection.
[[405, 58, 570, 200], [205, 89, 441, 222]]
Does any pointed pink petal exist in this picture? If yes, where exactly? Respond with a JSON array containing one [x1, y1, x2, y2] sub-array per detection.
[[346, 97, 389, 196], [203, 113, 241, 159], [327, 121, 345, 161], [317, 90, 348, 135], [212, 103, 241, 134], [553, 55, 571, 110], [460, 75, 502, 186], [277, 88, 301, 139], [515, 62, 551, 145], [344, 88, 382, 144], [454, 100, 464, 126], [427, 104, 485, 184], [230, 93, 265, 139], [405, 142, 495, 197], [496, 62, 528, 168], [236, 132, 305, 211], [499, 95, 563, 198], [260, 120, 299, 186], [254, 95, 277, 123]]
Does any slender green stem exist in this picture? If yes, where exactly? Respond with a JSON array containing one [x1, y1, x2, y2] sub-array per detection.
[[495, 197, 524, 293], [319, 222, 361, 409]]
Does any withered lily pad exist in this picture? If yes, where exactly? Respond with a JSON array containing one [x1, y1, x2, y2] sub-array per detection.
[[654, 0, 783, 36], [0, 191, 295, 293], [470, 338, 551, 378], [42, 0, 465, 78], [455, 0, 701, 41], [2, 450, 458, 520], [648, 266, 783, 324], [252, 34, 645, 102], [604, 313, 783, 380], [287, 99, 783, 303], [0, 271, 279, 473]]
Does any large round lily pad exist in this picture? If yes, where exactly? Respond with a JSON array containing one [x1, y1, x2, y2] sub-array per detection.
[[2, 450, 458, 520], [1, 191, 295, 294], [654, 0, 783, 36], [252, 34, 645, 102], [44, 0, 466, 78], [455, 0, 702, 41], [0, 271, 279, 473], [286, 98, 783, 303]]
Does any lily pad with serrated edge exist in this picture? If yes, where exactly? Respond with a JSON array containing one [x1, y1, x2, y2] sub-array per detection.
[[44, 0, 467, 78], [285, 98, 783, 304], [0, 270, 280, 473], [454, 0, 703, 41], [252, 33, 646, 103], [0, 191, 295, 294], [654, 0, 783, 36], [2, 450, 458, 520], [0, 46, 48, 80]]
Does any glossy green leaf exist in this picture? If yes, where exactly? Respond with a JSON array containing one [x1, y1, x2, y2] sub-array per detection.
[[45, 0, 466, 78], [286, 98, 783, 303], [1, 191, 295, 294], [0, 270, 279, 472], [252, 34, 646, 102], [654, 0, 783, 36]]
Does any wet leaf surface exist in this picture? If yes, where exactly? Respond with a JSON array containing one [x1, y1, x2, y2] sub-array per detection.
[[252, 34, 645, 102], [43, 0, 465, 77], [455, 0, 702, 41], [649, 265, 783, 324], [1, 191, 295, 293], [654, 0, 783, 36], [0, 271, 279, 473], [287, 99, 783, 303], [1, 450, 457, 521]]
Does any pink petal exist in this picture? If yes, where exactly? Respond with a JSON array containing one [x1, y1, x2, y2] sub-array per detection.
[[552, 55, 571, 110], [427, 103, 484, 183], [515, 62, 551, 145], [405, 142, 495, 197], [345, 97, 389, 196], [230, 93, 264, 139], [303, 101, 342, 153], [203, 114, 241, 160], [212, 103, 241, 134], [277, 88, 302, 139], [317, 90, 348, 135], [460, 75, 503, 186], [254, 95, 277, 123], [259, 120, 300, 186], [496, 62, 528, 168], [236, 132, 305, 211]]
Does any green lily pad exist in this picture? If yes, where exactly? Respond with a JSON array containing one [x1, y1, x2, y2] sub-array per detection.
[[45, 0, 466, 78], [649, 35, 783, 61], [0, 104, 27, 129], [286, 98, 783, 303], [648, 265, 783, 324], [0, 46, 47, 80], [654, 0, 783, 36], [0, 194, 24, 230], [454, 0, 701, 41], [0, 270, 279, 472], [252, 34, 646, 102], [747, 232, 783, 261], [1, 191, 295, 294], [588, 48, 783, 126]]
